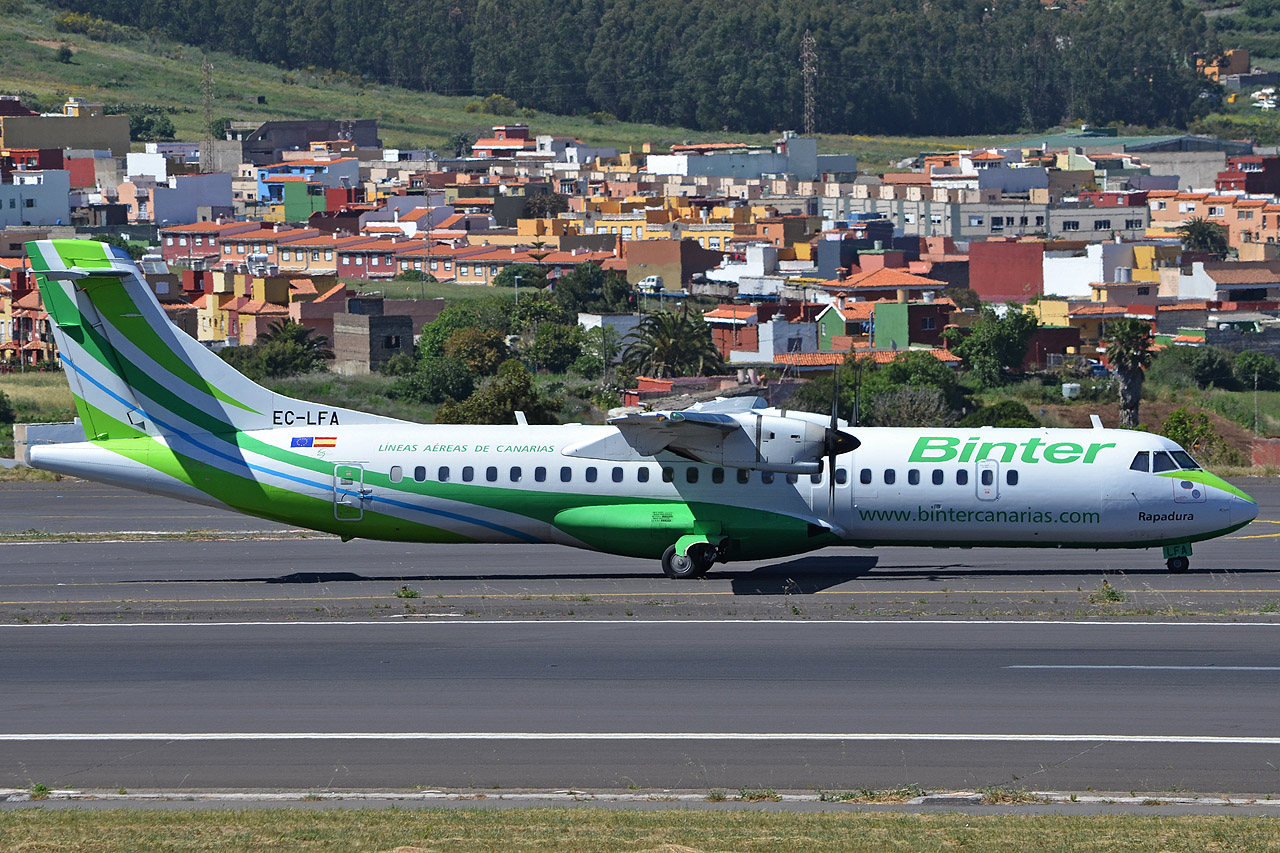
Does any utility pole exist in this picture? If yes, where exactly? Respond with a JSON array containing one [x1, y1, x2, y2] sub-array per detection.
[[801, 30, 817, 137]]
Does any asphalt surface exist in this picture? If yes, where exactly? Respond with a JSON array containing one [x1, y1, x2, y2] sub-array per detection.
[[0, 478, 1278, 800], [1, 621, 1278, 794]]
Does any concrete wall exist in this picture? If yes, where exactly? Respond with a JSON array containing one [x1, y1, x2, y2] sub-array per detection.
[[153, 172, 234, 226], [0, 114, 130, 156], [332, 312, 413, 374], [1206, 325, 1280, 357], [0, 170, 71, 227], [1140, 152, 1228, 192]]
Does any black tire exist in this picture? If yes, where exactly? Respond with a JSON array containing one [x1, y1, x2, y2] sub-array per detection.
[[1166, 556, 1190, 574], [661, 544, 712, 579]]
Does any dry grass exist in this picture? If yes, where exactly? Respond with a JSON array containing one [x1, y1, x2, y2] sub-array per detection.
[[0, 808, 1277, 852]]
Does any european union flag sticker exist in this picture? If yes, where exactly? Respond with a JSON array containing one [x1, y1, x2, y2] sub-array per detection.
[[291, 437, 314, 448]]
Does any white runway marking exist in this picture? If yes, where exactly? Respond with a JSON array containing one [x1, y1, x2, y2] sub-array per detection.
[[2, 732, 1280, 744], [1007, 665, 1280, 671]]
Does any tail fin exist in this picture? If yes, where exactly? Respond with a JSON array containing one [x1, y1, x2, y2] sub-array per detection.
[[27, 239, 404, 441]]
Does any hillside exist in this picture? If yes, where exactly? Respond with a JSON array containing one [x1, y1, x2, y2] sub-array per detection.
[[0, 1, 1015, 169]]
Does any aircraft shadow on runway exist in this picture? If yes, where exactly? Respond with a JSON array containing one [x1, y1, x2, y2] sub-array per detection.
[[716, 556, 879, 595]]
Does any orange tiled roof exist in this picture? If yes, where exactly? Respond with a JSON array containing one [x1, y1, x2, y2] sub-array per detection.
[[313, 285, 352, 303], [289, 279, 318, 295], [160, 221, 263, 234], [240, 300, 289, 315], [828, 267, 947, 289], [1205, 266, 1280, 285], [1068, 303, 1129, 317], [703, 305, 757, 322]]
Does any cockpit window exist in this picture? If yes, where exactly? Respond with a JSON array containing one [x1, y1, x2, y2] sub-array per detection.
[[1171, 450, 1201, 470], [1152, 451, 1178, 473], [1129, 451, 1149, 473]]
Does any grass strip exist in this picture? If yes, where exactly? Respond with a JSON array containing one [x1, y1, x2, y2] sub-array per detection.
[[0, 808, 1277, 852]]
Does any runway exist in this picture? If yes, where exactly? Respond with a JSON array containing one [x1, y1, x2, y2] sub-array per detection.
[[2, 620, 1278, 793], [1, 479, 1278, 795]]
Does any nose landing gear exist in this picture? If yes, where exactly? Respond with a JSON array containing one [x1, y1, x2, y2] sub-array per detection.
[[1163, 543, 1192, 574]]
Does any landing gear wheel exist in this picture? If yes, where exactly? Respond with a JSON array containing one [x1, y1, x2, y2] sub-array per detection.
[[1166, 556, 1190, 574], [661, 544, 713, 579]]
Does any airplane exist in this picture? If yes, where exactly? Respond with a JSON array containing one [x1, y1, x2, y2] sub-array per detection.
[[24, 239, 1258, 577]]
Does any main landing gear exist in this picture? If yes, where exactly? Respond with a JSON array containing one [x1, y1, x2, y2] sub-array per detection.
[[1163, 543, 1192, 574], [661, 543, 715, 579]]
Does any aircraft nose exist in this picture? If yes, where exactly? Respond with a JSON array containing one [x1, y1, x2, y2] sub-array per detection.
[[1231, 494, 1259, 527]]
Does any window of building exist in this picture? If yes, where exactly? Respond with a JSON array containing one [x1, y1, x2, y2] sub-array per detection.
[[462, 466, 474, 482], [486, 466, 498, 482], [280, 250, 290, 262], [324, 250, 333, 261], [535, 466, 547, 482], [1178, 202, 1194, 214], [1035, 216, 1045, 227], [1007, 470, 1019, 486], [930, 213, 943, 225], [908, 469, 920, 485], [921, 316, 936, 331], [1061, 220, 1080, 231], [968, 215, 984, 227], [1239, 210, 1254, 221], [585, 467, 597, 483], [165, 236, 174, 246], [1094, 219, 1112, 231], [354, 256, 363, 265], [884, 469, 896, 485], [389, 466, 403, 483], [1126, 219, 1143, 230], [1156, 200, 1167, 210], [1208, 206, 1224, 217], [459, 264, 469, 276], [1136, 287, 1150, 296], [560, 466, 573, 482], [179, 237, 188, 246]]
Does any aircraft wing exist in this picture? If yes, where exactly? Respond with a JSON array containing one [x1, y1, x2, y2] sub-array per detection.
[[607, 411, 737, 456]]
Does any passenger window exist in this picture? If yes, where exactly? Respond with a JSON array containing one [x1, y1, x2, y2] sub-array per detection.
[[932, 469, 944, 486], [737, 469, 750, 484], [510, 466, 522, 482], [612, 467, 624, 483], [908, 469, 920, 485], [560, 466, 573, 482], [1171, 450, 1201, 470], [1152, 451, 1177, 473], [810, 472, 822, 485], [761, 472, 775, 484], [585, 467, 597, 483], [462, 466, 474, 482], [835, 468, 847, 485], [638, 468, 650, 483], [686, 467, 699, 484], [389, 466, 403, 483], [957, 469, 968, 486], [486, 466, 497, 482], [534, 466, 547, 483], [434, 466, 447, 482], [415, 466, 428, 482], [662, 467, 674, 483], [860, 468, 872, 485], [884, 469, 896, 485], [1007, 470, 1019, 486], [713, 468, 726, 484], [981, 469, 993, 486], [1130, 451, 1149, 473], [786, 473, 798, 484]]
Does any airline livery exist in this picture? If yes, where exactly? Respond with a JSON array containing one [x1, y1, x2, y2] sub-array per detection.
[[25, 240, 1258, 577]]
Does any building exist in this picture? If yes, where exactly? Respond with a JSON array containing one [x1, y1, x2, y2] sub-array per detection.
[[331, 295, 413, 375], [0, 98, 130, 156]]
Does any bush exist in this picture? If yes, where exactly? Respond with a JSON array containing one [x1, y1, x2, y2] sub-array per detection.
[[959, 400, 1039, 428], [443, 328, 508, 376], [390, 357, 475, 405], [0, 390, 14, 424]]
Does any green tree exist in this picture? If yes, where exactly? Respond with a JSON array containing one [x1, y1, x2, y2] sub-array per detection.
[[1232, 349, 1280, 390], [1102, 317, 1154, 429], [443, 327, 508, 376], [1160, 407, 1232, 464], [448, 132, 474, 158], [622, 311, 721, 378], [1177, 217, 1229, 259], [553, 263, 632, 314], [417, 297, 515, 360], [866, 386, 956, 427], [390, 357, 475, 404], [493, 263, 549, 291], [942, 305, 1039, 389], [220, 320, 332, 380], [1147, 345, 1234, 390], [525, 191, 569, 219], [0, 389, 14, 424], [959, 400, 1039, 428], [523, 322, 582, 373], [435, 359, 557, 424]]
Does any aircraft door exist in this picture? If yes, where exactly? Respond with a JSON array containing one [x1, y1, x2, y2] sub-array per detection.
[[975, 460, 999, 501], [333, 463, 369, 521]]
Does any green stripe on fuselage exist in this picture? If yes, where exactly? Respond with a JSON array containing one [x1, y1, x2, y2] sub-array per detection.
[[1157, 469, 1254, 502]]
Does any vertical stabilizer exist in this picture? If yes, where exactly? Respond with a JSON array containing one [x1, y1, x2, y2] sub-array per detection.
[[27, 239, 404, 440]]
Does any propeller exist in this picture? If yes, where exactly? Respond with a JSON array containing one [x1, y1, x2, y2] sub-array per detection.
[[825, 365, 860, 514]]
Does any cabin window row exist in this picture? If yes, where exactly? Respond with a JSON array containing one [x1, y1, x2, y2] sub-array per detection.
[[858, 467, 1020, 487], [387, 465, 850, 486]]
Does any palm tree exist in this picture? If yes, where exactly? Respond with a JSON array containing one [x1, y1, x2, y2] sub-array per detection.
[[622, 311, 722, 378], [1102, 317, 1153, 428], [1176, 217, 1228, 259]]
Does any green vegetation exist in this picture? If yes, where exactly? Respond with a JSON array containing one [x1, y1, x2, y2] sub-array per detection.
[[0, 372, 76, 459], [68, 0, 1217, 135], [621, 311, 722, 379], [219, 321, 333, 381], [1103, 317, 1156, 428], [1, 808, 1278, 851]]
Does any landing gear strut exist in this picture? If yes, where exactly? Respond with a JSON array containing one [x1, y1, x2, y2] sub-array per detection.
[[661, 543, 714, 579], [1163, 543, 1192, 574], [1166, 556, 1190, 574]]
